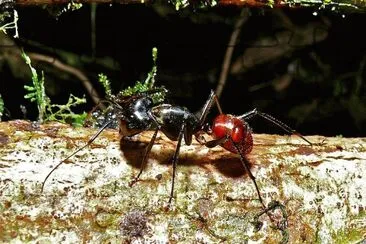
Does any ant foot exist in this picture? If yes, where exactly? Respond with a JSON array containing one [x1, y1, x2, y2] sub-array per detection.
[[163, 203, 172, 212], [252, 201, 289, 242], [128, 178, 139, 187]]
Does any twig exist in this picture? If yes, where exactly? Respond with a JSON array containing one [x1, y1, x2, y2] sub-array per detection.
[[28, 52, 104, 108], [215, 9, 249, 98]]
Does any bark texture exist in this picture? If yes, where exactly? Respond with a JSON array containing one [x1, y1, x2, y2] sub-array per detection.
[[0, 120, 365, 243]]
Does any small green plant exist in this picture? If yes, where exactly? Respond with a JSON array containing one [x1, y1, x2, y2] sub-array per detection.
[[22, 51, 48, 122], [98, 47, 166, 104], [118, 47, 166, 103], [22, 50, 87, 126], [0, 9, 19, 38], [46, 94, 87, 126], [98, 73, 112, 98]]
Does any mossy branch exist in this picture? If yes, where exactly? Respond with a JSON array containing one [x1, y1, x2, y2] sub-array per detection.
[[11, 0, 366, 12]]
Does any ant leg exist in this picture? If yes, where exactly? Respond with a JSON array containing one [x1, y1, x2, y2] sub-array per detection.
[[129, 127, 159, 186], [198, 90, 223, 128], [168, 123, 186, 205], [200, 135, 229, 148], [238, 108, 312, 145], [252, 201, 289, 242], [230, 138, 266, 209], [200, 135, 266, 209], [41, 120, 114, 193]]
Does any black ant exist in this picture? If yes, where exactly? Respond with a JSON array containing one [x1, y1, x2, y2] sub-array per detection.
[[41, 89, 311, 210]]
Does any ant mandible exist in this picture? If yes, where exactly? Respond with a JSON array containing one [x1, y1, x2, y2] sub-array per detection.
[[41, 89, 311, 209]]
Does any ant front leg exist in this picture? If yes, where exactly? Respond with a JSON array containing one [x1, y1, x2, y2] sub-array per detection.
[[201, 135, 265, 209], [252, 200, 289, 242], [230, 139, 266, 209], [238, 108, 312, 145], [129, 127, 160, 187]]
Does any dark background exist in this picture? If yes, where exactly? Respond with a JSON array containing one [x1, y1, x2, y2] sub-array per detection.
[[0, 4, 365, 136]]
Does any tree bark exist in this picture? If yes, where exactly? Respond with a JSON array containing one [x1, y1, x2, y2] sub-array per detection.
[[0, 120, 365, 243]]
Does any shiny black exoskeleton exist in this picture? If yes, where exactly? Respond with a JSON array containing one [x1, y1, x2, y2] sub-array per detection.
[[113, 91, 218, 204], [41, 89, 217, 204], [113, 91, 203, 140]]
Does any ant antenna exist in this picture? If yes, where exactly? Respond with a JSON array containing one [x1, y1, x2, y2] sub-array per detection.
[[238, 109, 312, 146], [41, 120, 114, 193]]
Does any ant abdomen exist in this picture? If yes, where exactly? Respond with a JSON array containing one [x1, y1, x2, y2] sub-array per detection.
[[212, 114, 253, 155]]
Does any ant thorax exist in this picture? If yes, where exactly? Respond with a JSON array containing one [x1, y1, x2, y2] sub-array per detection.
[[151, 104, 199, 142]]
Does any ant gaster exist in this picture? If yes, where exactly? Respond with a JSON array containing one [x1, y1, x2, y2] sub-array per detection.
[[41, 89, 311, 208]]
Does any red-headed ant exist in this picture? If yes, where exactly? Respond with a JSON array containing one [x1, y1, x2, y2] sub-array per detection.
[[41, 89, 311, 210]]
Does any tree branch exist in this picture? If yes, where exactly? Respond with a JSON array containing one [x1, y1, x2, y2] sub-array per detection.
[[12, 0, 366, 12], [0, 120, 365, 242]]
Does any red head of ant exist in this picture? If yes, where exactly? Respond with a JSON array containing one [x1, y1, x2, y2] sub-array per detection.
[[202, 103, 312, 209], [211, 114, 253, 155]]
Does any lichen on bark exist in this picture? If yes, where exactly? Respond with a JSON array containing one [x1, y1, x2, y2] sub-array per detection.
[[0, 120, 365, 242]]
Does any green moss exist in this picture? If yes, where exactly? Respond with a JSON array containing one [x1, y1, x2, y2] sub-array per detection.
[[333, 228, 364, 243], [118, 47, 166, 104], [45, 95, 88, 127], [22, 47, 165, 126], [98, 73, 112, 98], [102, 47, 167, 105], [170, 0, 217, 10], [22, 51, 87, 126], [0, 9, 19, 38]]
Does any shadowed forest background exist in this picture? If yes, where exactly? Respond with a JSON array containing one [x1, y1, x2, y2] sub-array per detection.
[[0, 5, 365, 137]]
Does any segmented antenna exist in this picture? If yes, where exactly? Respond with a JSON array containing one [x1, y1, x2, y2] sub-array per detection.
[[41, 120, 113, 192]]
